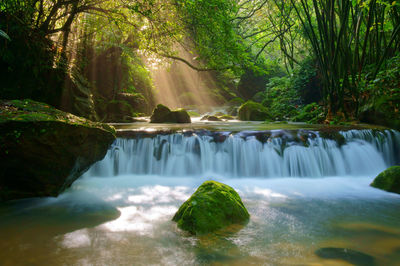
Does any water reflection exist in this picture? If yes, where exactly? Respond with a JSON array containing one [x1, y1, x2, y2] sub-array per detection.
[[1, 175, 400, 265]]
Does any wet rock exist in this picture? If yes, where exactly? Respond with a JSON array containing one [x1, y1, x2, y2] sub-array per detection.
[[315, 247, 375, 266], [0, 99, 116, 201], [201, 115, 222, 121], [371, 166, 400, 194], [219, 115, 235, 120], [214, 112, 225, 117], [238, 101, 271, 121], [172, 181, 250, 235], [150, 104, 191, 123]]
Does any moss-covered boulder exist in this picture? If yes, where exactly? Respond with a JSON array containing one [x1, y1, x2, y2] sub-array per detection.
[[0, 99, 116, 201], [150, 104, 191, 123], [370, 166, 400, 194], [238, 101, 271, 121], [172, 181, 250, 235]]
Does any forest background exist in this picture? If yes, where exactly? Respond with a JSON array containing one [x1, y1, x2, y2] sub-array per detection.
[[0, 0, 399, 128]]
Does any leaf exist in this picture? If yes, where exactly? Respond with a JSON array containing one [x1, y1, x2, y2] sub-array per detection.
[[0, 30, 11, 41]]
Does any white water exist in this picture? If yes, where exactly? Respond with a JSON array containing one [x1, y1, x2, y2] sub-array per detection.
[[1, 129, 400, 265], [85, 129, 400, 178]]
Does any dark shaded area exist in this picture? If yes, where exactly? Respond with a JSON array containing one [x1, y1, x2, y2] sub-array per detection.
[[237, 68, 270, 100], [315, 247, 375, 266], [0, 15, 64, 107], [292, 58, 322, 104], [359, 109, 400, 131]]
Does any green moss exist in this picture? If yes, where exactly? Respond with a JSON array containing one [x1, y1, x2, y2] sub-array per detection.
[[188, 111, 201, 117], [172, 181, 250, 235], [0, 100, 116, 201], [238, 101, 271, 121], [173, 109, 190, 123], [0, 99, 115, 135], [371, 166, 400, 194], [227, 97, 245, 106], [219, 115, 235, 120], [201, 115, 222, 121]]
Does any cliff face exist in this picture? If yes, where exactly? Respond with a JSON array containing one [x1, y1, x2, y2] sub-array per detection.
[[0, 99, 116, 201]]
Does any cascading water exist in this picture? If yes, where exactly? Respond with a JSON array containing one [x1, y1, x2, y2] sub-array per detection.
[[85, 129, 400, 178], [2, 128, 400, 265]]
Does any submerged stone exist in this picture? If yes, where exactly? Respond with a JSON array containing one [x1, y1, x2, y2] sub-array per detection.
[[150, 104, 191, 123], [315, 247, 375, 266], [0, 99, 116, 201], [370, 166, 400, 194], [172, 181, 250, 235]]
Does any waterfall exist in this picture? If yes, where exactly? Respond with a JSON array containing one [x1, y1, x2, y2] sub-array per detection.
[[85, 129, 400, 178]]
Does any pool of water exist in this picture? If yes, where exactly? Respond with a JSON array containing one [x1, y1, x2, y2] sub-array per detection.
[[1, 174, 400, 265]]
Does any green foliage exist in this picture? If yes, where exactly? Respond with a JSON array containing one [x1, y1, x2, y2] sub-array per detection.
[[358, 54, 400, 128], [120, 50, 154, 103], [176, 0, 249, 72], [361, 55, 400, 112], [262, 76, 300, 120], [172, 180, 249, 235], [293, 103, 325, 124], [292, 58, 322, 104], [0, 29, 10, 41], [290, 0, 400, 116], [238, 62, 285, 100]]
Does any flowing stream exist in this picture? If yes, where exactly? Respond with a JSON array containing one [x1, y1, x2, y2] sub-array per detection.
[[1, 128, 400, 265]]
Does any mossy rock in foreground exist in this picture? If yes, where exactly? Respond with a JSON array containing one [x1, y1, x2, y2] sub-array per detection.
[[370, 166, 400, 194], [150, 104, 191, 123], [238, 101, 271, 121], [172, 181, 250, 235]]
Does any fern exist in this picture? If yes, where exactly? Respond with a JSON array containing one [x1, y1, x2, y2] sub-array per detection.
[[0, 30, 10, 41]]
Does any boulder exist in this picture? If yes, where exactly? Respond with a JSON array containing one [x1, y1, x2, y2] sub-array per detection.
[[172, 180, 250, 235], [219, 115, 235, 120], [238, 101, 271, 121], [201, 115, 222, 122], [0, 99, 116, 201], [370, 166, 400, 194], [150, 104, 191, 123]]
